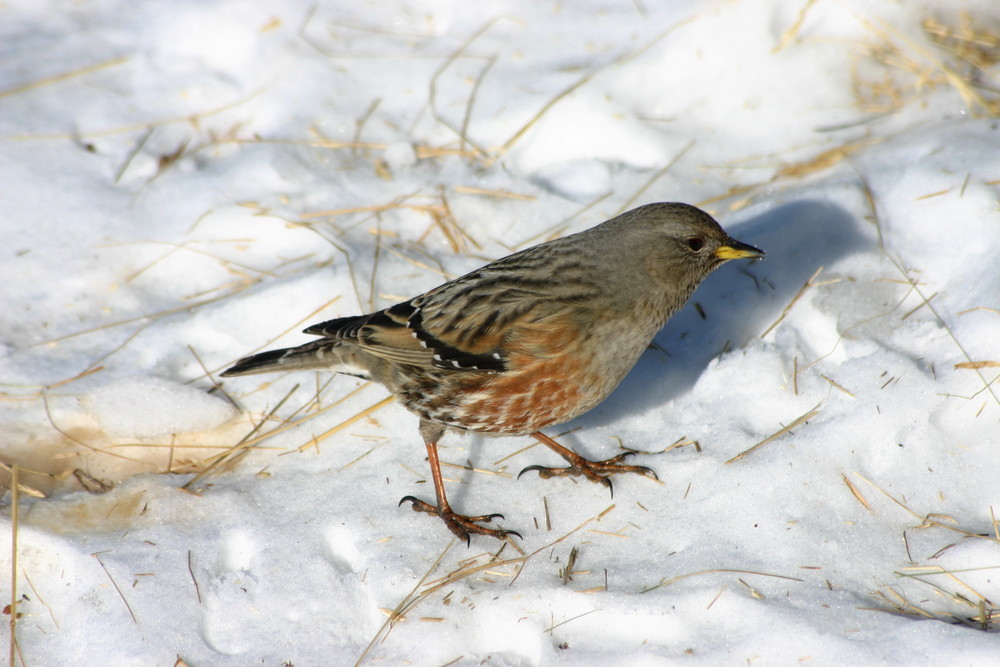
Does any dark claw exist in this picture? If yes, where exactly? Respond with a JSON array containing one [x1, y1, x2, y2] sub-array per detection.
[[398, 496, 520, 544], [517, 465, 549, 480], [516, 451, 657, 497], [450, 523, 522, 546]]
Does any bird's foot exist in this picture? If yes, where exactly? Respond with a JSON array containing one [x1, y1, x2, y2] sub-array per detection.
[[518, 451, 658, 498], [399, 496, 522, 545]]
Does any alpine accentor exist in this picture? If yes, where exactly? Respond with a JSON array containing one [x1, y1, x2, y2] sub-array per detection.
[[222, 202, 764, 542]]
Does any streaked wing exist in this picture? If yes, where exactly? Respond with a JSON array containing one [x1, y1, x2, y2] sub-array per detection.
[[302, 296, 506, 371], [304, 243, 602, 373]]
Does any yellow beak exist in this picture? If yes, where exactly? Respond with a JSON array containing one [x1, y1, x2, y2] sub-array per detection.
[[715, 239, 764, 261]]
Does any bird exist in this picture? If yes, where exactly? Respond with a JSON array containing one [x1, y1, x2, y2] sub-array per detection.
[[221, 202, 763, 543]]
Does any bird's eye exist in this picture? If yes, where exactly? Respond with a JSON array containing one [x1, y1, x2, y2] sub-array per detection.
[[685, 237, 705, 252]]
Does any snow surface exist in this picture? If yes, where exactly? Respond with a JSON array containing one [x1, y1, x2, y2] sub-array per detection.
[[2, 0, 1000, 665]]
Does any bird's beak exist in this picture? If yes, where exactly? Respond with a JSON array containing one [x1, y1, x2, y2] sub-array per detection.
[[716, 239, 764, 261]]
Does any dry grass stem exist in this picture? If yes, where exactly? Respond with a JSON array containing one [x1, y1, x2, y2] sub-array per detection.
[[914, 188, 952, 200], [596, 505, 616, 521], [494, 20, 693, 161], [460, 55, 497, 157], [8, 466, 20, 667], [427, 18, 506, 158], [492, 440, 540, 466], [8, 86, 268, 141], [877, 564, 1000, 629], [545, 609, 598, 633], [355, 541, 457, 666], [706, 586, 727, 609], [186, 551, 202, 605], [852, 12, 1000, 116], [561, 546, 579, 584], [92, 552, 138, 623], [23, 568, 58, 630], [760, 266, 824, 338], [366, 218, 383, 312], [857, 171, 1000, 410], [821, 374, 856, 398], [39, 259, 304, 348], [899, 565, 996, 605], [218, 382, 370, 454], [954, 361, 1000, 370], [360, 510, 629, 660], [696, 183, 761, 210], [776, 139, 880, 180], [725, 402, 822, 464], [115, 239, 292, 285], [900, 291, 937, 320], [642, 568, 804, 594], [182, 385, 300, 490], [300, 202, 443, 220], [505, 192, 613, 252], [441, 188, 483, 252], [352, 97, 381, 155], [587, 529, 630, 539], [0, 461, 48, 499], [413, 144, 481, 160], [338, 446, 380, 472], [376, 244, 453, 283], [43, 394, 148, 465], [45, 364, 104, 389], [440, 461, 511, 478], [842, 474, 872, 510], [309, 139, 388, 151], [772, 0, 820, 53], [615, 140, 695, 215], [629, 435, 698, 455], [853, 473, 996, 541], [739, 578, 766, 600], [0, 57, 128, 98], [865, 588, 937, 620], [453, 186, 536, 200], [421, 506, 618, 596], [296, 396, 395, 453], [424, 187, 481, 254], [114, 127, 154, 183], [186, 346, 238, 412], [76, 322, 151, 379]]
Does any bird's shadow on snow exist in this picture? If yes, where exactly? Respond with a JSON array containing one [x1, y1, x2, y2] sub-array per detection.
[[564, 198, 871, 435]]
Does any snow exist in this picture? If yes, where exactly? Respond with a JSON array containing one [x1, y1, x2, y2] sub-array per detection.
[[82, 376, 237, 439], [2, 0, 1000, 665]]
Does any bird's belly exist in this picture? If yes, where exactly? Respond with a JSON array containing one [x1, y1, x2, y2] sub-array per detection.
[[404, 353, 615, 436]]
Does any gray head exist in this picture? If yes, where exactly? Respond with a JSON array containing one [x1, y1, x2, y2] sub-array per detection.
[[577, 202, 762, 291]]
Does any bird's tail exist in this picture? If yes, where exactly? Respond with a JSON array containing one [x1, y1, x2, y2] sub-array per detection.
[[220, 339, 371, 379]]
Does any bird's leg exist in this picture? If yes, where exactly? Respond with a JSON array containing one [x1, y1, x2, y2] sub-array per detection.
[[399, 441, 521, 545], [518, 431, 658, 498]]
